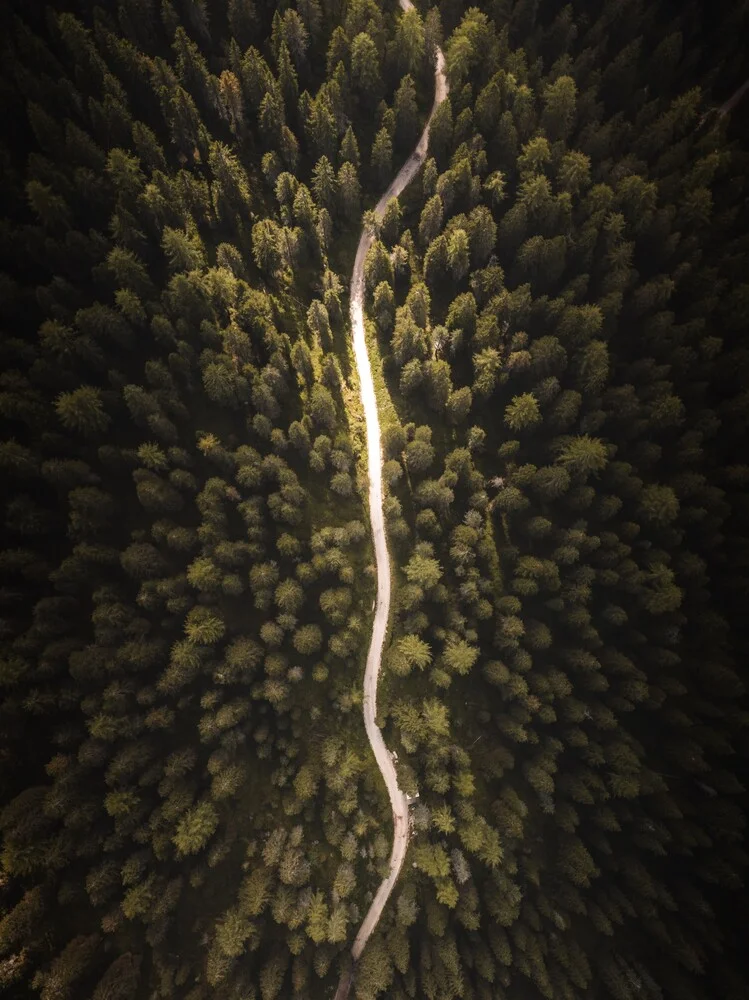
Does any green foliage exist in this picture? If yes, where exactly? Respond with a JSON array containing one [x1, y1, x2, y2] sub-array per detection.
[[404, 549, 443, 591], [387, 634, 432, 677], [173, 800, 219, 856], [55, 387, 110, 436], [557, 435, 609, 477], [504, 392, 542, 431], [292, 624, 322, 655], [184, 606, 226, 645], [441, 637, 479, 676], [1, 3, 748, 1000]]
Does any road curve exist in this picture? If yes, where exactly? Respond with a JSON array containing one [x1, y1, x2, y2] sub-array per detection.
[[334, 4, 448, 997]]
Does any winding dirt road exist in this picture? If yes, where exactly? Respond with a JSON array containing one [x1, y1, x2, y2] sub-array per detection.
[[333, 4, 448, 997]]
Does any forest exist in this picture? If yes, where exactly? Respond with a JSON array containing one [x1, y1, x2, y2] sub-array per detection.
[[0, 0, 747, 998]]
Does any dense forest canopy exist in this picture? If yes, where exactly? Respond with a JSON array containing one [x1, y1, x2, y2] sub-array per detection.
[[0, 0, 747, 999]]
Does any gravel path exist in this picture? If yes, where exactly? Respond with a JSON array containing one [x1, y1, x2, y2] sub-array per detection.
[[333, 4, 448, 996]]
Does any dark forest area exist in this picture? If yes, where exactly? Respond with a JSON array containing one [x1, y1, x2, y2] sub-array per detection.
[[0, 1, 747, 998]]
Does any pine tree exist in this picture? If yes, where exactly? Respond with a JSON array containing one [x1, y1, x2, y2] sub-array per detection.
[[350, 31, 381, 104], [55, 387, 110, 436], [371, 127, 393, 185], [394, 74, 418, 148], [504, 393, 542, 431], [337, 161, 360, 221]]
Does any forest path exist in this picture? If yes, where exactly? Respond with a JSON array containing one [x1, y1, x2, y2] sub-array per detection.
[[718, 77, 749, 116], [333, 2, 448, 997]]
